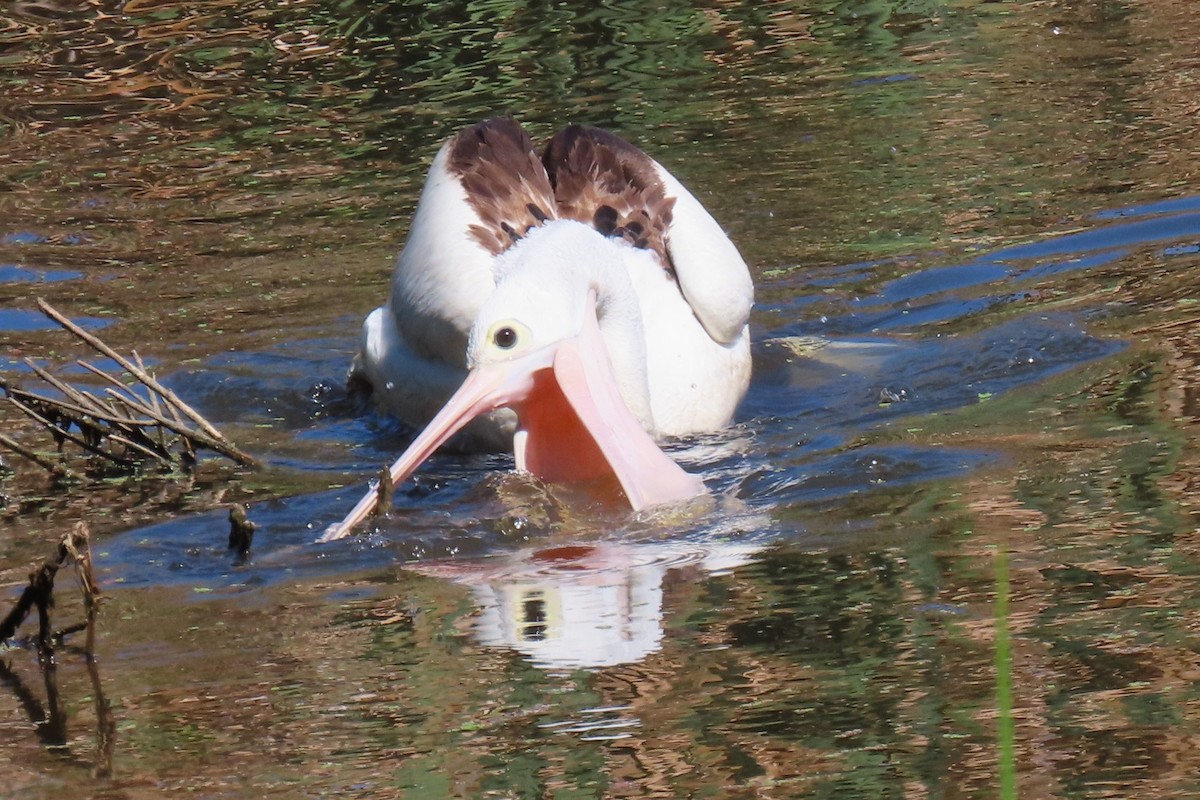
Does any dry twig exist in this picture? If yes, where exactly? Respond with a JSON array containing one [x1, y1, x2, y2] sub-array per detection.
[[0, 522, 100, 653], [0, 299, 259, 476]]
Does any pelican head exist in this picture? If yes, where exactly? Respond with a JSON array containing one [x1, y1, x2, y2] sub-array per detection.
[[468, 222, 655, 420]]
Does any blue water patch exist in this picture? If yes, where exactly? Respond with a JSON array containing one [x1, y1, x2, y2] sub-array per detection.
[[799, 259, 886, 289], [100, 474, 554, 594], [2, 231, 46, 245], [981, 211, 1200, 263], [1093, 194, 1200, 220], [99, 490, 346, 593], [888, 316, 1122, 413], [849, 295, 1002, 332], [736, 444, 988, 508], [852, 73, 919, 86], [736, 311, 1122, 530], [832, 202, 1200, 332], [1020, 248, 1127, 281], [747, 313, 1122, 448], [164, 335, 358, 427], [0, 231, 88, 245], [0, 264, 83, 283], [875, 261, 1011, 305], [0, 307, 112, 332]]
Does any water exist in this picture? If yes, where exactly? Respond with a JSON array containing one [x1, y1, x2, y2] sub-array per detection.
[[3, 1, 1200, 797]]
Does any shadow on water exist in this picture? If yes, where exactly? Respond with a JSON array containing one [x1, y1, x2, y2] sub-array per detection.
[[0, 653, 114, 779]]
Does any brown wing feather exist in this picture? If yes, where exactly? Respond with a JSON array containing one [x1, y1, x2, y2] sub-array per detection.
[[447, 117, 557, 256], [542, 125, 677, 277]]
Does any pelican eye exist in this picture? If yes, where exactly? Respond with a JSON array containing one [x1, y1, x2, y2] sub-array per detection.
[[482, 319, 531, 357], [493, 326, 518, 350]]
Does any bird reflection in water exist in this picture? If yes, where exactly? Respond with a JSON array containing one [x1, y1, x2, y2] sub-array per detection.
[[412, 539, 761, 670]]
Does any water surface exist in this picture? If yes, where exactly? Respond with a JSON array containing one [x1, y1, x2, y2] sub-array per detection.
[[3, 1, 1200, 797]]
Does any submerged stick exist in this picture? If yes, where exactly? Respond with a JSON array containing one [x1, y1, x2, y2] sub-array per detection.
[[228, 504, 256, 559], [87, 653, 115, 778], [374, 465, 394, 518], [100, 387, 237, 461], [106, 433, 173, 466], [76, 359, 151, 408], [7, 396, 134, 467], [63, 522, 101, 656], [21, 359, 112, 418], [0, 432, 79, 480], [38, 299, 217, 437], [6, 377, 135, 427], [320, 460, 402, 542]]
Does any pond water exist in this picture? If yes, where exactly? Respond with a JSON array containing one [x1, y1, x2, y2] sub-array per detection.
[[3, 1, 1200, 797]]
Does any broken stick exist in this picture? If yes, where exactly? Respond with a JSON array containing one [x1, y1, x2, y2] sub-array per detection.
[[0, 522, 99, 653]]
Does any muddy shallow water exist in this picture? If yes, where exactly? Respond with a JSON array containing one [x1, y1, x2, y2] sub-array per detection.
[[3, 1, 1200, 797]]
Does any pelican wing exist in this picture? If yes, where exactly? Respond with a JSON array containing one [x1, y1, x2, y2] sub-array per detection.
[[543, 125, 676, 271], [389, 118, 558, 367], [542, 125, 753, 345], [448, 118, 559, 255]]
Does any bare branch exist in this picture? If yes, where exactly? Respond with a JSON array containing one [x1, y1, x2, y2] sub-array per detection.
[[0, 301, 260, 475], [37, 298, 243, 453]]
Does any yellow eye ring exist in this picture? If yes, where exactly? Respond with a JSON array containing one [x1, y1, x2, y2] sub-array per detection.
[[484, 319, 531, 357]]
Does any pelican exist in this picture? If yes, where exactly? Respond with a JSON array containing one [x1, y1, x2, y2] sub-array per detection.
[[323, 118, 752, 540]]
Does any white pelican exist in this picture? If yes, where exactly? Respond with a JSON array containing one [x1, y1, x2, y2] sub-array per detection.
[[323, 118, 752, 540]]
